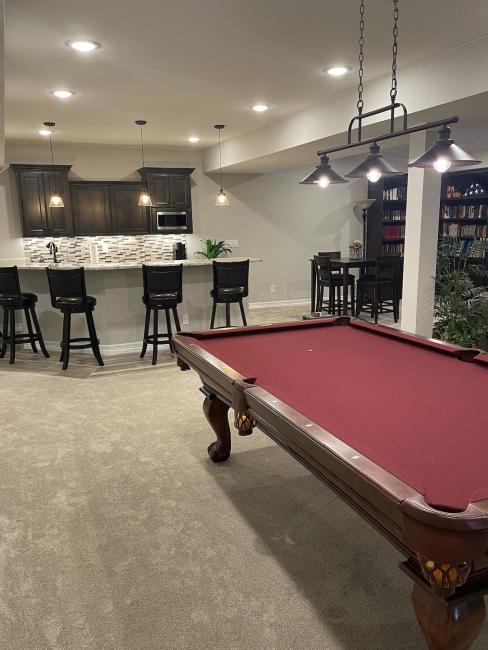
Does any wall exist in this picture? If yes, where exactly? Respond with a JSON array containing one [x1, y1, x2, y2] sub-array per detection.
[[5, 140, 368, 305]]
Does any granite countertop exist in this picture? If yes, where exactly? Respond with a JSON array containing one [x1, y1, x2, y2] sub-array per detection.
[[17, 256, 261, 271]]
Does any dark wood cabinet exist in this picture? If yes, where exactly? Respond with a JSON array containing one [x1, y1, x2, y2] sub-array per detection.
[[71, 183, 112, 235], [140, 167, 194, 209], [110, 183, 148, 234], [12, 165, 194, 237], [12, 165, 72, 237]]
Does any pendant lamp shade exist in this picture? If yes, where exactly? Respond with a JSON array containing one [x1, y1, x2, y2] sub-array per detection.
[[346, 143, 400, 181], [300, 155, 347, 187], [214, 124, 229, 206], [135, 120, 153, 206], [44, 122, 65, 208], [408, 125, 481, 172]]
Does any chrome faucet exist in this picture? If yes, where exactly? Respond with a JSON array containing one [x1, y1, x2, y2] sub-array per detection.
[[46, 241, 59, 265]]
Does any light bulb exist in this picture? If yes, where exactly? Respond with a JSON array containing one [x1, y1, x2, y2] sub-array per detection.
[[215, 189, 229, 206], [49, 194, 64, 208], [433, 156, 451, 173], [138, 191, 152, 207], [317, 176, 330, 188], [367, 168, 382, 183]]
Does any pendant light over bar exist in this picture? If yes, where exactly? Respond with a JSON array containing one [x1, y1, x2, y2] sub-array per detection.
[[214, 124, 229, 206], [135, 120, 152, 207], [301, 0, 479, 189], [44, 122, 64, 208]]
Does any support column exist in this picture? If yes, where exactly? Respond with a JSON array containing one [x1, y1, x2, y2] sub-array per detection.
[[401, 131, 441, 337]]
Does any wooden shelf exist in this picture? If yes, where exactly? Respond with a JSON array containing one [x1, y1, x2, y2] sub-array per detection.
[[382, 237, 405, 242], [440, 218, 487, 223], [383, 219, 406, 225], [441, 197, 488, 204]]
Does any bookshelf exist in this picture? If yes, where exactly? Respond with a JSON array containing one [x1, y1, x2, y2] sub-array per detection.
[[366, 168, 488, 259]]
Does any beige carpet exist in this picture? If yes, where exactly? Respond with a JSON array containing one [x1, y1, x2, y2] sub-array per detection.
[[1, 309, 486, 650]]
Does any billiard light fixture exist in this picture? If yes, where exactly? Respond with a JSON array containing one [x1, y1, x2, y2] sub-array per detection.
[[301, 0, 479, 189], [299, 154, 347, 187], [408, 124, 481, 172], [214, 124, 229, 206], [43, 122, 64, 208], [135, 120, 152, 207]]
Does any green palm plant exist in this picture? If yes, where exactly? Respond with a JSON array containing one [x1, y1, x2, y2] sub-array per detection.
[[434, 237, 488, 347], [195, 239, 232, 259]]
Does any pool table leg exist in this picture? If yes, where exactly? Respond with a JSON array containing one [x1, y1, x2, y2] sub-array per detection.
[[203, 394, 232, 462], [412, 584, 485, 649]]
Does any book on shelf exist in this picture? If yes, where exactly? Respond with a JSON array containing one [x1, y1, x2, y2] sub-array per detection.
[[383, 187, 407, 201], [383, 209, 406, 221], [381, 242, 404, 255], [441, 204, 488, 219], [382, 224, 405, 240], [441, 223, 488, 238], [444, 184, 463, 199]]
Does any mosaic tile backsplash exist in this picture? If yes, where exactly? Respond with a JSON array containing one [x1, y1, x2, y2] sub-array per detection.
[[23, 234, 187, 265]]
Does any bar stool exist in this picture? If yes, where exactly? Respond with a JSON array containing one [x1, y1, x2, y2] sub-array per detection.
[[140, 264, 183, 365], [46, 267, 104, 371], [0, 266, 49, 364], [210, 260, 249, 329], [314, 254, 355, 314], [356, 256, 401, 324]]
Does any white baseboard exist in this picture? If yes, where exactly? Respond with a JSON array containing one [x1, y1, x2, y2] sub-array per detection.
[[249, 298, 309, 310]]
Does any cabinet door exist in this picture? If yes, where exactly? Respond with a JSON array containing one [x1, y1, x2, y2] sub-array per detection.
[[111, 184, 149, 234], [16, 171, 49, 237], [147, 174, 170, 206], [71, 183, 113, 235], [170, 174, 191, 208], [44, 171, 73, 236]]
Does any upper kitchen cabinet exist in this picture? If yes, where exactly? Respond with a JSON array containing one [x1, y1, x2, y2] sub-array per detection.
[[12, 164, 73, 237], [110, 183, 149, 235], [139, 168, 194, 209], [71, 182, 113, 236]]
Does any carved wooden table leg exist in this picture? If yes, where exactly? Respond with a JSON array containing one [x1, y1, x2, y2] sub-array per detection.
[[412, 585, 485, 649], [412, 556, 486, 649], [203, 395, 231, 462]]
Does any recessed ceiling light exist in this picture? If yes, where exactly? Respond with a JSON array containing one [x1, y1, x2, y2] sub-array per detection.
[[38, 128, 51, 136], [67, 39, 100, 52], [250, 104, 270, 112], [187, 136, 200, 143], [50, 89, 76, 99], [324, 66, 352, 77]]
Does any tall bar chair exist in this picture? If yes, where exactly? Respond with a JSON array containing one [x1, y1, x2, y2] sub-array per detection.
[[140, 264, 183, 365], [0, 266, 49, 364], [356, 256, 402, 324], [314, 254, 355, 314], [46, 267, 104, 371], [210, 260, 249, 328]]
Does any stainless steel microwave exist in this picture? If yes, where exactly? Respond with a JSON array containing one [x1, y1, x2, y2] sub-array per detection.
[[154, 210, 190, 233]]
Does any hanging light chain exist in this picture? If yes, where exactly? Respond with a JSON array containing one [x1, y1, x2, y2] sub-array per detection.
[[48, 125, 55, 168], [139, 123, 146, 168], [390, 0, 399, 103], [357, 0, 365, 114]]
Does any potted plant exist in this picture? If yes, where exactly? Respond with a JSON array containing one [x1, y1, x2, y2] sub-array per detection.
[[349, 239, 363, 260], [434, 237, 488, 348], [195, 239, 232, 259]]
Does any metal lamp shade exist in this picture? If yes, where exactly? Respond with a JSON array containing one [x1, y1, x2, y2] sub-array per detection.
[[300, 157, 347, 185], [408, 141, 481, 168], [346, 144, 400, 179]]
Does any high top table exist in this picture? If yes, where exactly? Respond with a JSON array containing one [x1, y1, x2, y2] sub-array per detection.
[[310, 256, 377, 315]]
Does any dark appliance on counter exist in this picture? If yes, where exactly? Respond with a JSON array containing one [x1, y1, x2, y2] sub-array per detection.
[[173, 242, 187, 260], [154, 209, 192, 233]]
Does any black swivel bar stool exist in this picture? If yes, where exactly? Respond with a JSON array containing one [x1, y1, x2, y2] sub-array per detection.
[[140, 264, 183, 365], [46, 267, 104, 371], [210, 260, 249, 329], [0, 266, 49, 364]]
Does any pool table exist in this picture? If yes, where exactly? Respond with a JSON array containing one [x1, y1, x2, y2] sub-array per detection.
[[174, 316, 488, 649]]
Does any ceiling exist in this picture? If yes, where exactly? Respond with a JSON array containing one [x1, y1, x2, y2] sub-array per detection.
[[6, 0, 488, 147]]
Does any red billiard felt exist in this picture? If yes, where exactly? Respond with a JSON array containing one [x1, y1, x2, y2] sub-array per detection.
[[186, 320, 488, 511]]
